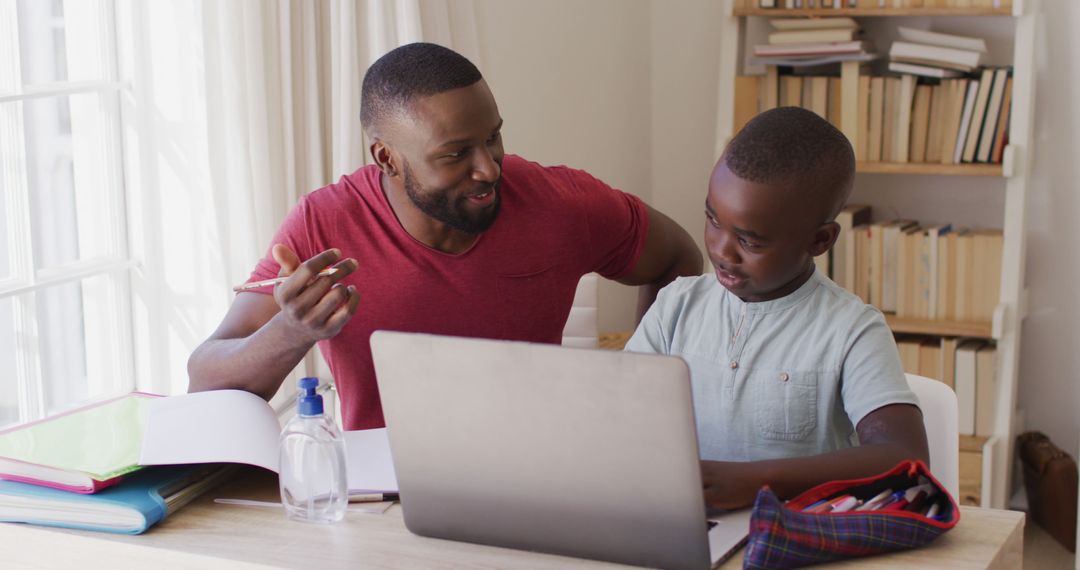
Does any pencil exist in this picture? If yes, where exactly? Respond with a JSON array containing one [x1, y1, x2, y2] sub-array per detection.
[[233, 267, 342, 292]]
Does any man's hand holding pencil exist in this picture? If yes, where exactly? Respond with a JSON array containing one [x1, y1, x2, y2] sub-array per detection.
[[251, 244, 361, 344]]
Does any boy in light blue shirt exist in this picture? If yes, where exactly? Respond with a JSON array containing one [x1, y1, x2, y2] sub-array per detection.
[[626, 107, 928, 510]]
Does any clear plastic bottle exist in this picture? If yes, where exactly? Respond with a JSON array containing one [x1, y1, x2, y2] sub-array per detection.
[[279, 377, 348, 523]]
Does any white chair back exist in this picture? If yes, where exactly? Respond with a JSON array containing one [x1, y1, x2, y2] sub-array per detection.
[[905, 373, 960, 500], [562, 274, 599, 348]]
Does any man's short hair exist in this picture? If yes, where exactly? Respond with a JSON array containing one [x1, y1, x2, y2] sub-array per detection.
[[360, 42, 483, 134], [722, 106, 856, 220]]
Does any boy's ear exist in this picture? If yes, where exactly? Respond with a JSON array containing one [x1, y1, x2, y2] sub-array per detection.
[[809, 221, 841, 257]]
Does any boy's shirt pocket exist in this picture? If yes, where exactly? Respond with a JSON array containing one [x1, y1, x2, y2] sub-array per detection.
[[749, 368, 820, 442]]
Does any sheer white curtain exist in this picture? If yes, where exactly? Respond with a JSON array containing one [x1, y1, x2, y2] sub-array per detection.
[[123, 0, 481, 397], [201, 0, 484, 402]]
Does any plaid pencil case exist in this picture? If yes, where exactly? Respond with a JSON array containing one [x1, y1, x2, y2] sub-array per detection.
[[743, 460, 960, 569]]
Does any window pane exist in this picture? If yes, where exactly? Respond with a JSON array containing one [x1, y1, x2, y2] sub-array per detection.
[[18, 91, 124, 269], [17, 0, 110, 85], [0, 171, 10, 280], [39, 272, 131, 415], [0, 296, 19, 429]]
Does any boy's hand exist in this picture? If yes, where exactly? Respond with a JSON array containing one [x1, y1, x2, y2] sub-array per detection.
[[701, 460, 762, 510], [271, 244, 360, 344]]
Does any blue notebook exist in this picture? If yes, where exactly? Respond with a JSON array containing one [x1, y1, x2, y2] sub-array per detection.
[[0, 464, 231, 534]]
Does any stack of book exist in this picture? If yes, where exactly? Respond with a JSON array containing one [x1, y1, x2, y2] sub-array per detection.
[[751, 0, 1012, 9], [752, 18, 873, 66], [896, 336, 997, 439], [0, 393, 231, 534], [824, 205, 1003, 323], [888, 27, 985, 79]]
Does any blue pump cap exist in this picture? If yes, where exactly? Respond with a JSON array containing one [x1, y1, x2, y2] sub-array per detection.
[[296, 377, 324, 417]]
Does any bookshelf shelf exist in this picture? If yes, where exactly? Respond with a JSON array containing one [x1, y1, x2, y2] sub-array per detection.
[[717, 0, 1037, 510], [733, 8, 1012, 18], [884, 314, 993, 338], [856, 162, 1003, 176]]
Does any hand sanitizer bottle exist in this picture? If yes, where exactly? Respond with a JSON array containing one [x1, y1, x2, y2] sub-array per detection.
[[279, 377, 347, 523]]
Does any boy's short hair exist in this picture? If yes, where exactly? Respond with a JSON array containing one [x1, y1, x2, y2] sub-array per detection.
[[722, 107, 856, 220], [361, 42, 483, 135]]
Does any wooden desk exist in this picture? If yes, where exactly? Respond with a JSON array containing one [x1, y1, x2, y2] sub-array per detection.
[[0, 468, 1024, 569]]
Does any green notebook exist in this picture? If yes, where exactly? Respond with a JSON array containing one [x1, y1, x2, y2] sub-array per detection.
[[0, 393, 159, 493]]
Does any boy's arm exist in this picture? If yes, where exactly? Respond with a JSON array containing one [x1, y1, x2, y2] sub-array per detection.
[[700, 403, 929, 510]]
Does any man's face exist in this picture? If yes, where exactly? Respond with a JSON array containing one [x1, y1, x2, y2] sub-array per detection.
[[703, 162, 820, 302], [389, 80, 505, 234]]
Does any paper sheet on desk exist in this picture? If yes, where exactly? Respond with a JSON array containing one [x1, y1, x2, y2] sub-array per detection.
[[138, 390, 398, 494]]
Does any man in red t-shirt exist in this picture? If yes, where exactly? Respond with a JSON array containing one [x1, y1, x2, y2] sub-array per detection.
[[187, 43, 702, 430]]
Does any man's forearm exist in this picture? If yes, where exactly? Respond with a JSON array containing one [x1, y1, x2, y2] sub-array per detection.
[[187, 314, 316, 401]]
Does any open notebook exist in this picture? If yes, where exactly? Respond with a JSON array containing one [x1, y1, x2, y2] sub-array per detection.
[[138, 390, 397, 496]]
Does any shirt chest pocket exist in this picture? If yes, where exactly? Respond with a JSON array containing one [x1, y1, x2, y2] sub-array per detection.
[[749, 368, 820, 441]]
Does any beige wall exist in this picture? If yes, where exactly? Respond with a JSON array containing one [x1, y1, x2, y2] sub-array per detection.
[[477, 0, 721, 334], [478, 1, 1078, 459]]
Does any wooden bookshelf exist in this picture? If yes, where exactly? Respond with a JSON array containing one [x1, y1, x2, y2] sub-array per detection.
[[730, 0, 1013, 17], [885, 314, 993, 339], [719, 0, 1037, 510], [733, 7, 1012, 17], [856, 162, 1003, 177]]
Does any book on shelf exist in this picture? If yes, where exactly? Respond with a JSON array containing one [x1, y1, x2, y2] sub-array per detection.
[[918, 338, 942, 380], [754, 40, 868, 58], [990, 76, 1013, 163], [953, 79, 980, 164], [955, 340, 982, 436], [897, 337, 922, 375], [833, 204, 871, 290], [924, 81, 949, 162], [976, 68, 1011, 163], [769, 28, 859, 45], [769, 17, 859, 31], [896, 26, 988, 54], [962, 68, 996, 163], [894, 74, 917, 163], [867, 77, 885, 162], [881, 219, 918, 313], [855, 75, 871, 161], [0, 392, 159, 494], [941, 79, 971, 165], [887, 61, 963, 79], [940, 337, 959, 390], [890, 41, 982, 72], [974, 344, 998, 437], [0, 463, 235, 535], [936, 229, 962, 321], [910, 84, 933, 162]]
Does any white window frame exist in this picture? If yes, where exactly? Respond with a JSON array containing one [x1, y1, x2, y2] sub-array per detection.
[[0, 0, 136, 425]]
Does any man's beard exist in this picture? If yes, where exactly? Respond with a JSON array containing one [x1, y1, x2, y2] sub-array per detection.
[[403, 163, 501, 234]]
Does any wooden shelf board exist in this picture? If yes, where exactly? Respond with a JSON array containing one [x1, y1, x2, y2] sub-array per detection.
[[856, 162, 1004, 176], [960, 434, 990, 453], [885, 314, 993, 338], [734, 8, 1011, 17]]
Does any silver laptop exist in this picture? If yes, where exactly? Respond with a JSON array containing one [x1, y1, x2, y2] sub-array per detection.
[[370, 331, 749, 570]]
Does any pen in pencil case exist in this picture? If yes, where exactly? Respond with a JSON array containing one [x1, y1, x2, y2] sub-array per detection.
[[233, 267, 342, 292]]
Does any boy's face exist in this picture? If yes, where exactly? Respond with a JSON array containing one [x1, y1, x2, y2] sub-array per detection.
[[704, 162, 834, 303]]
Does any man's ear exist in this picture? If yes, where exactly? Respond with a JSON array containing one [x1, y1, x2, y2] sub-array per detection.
[[809, 221, 841, 257], [369, 140, 399, 177]]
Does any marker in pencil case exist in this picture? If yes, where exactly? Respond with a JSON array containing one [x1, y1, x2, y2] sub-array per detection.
[[233, 267, 342, 292]]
